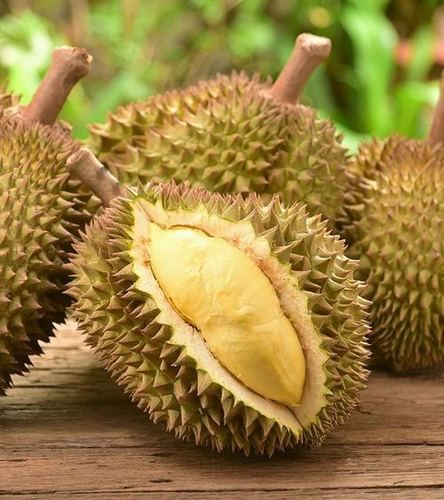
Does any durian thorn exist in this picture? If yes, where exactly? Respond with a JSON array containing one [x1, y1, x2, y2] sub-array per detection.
[[270, 33, 331, 105], [427, 70, 444, 146], [22, 46, 92, 125], [67, 148, 130, 206]]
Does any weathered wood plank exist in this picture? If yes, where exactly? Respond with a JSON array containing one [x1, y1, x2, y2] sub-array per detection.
[[2, 325, 442, 447], [1, 445, 443, 493], [0, 323, 443, 497], [4, 489, 442, 500]]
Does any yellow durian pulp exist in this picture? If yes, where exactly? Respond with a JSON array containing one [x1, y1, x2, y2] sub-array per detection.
[[148, 223, 306, 406]]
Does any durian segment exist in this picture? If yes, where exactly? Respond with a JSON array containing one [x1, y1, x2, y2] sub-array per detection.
[[68, 183, 370, 455], [338, 136, 444, 372], [0, 115, 96, 393], [89, 72, 349, 223], [147, 223, 306, 407]]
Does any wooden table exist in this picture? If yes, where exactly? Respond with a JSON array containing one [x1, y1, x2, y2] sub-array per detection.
[[1, 323, 443, 499]]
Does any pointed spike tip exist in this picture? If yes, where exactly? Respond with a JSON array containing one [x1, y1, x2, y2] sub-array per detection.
[[427, 70, 444, 147], [270, 33, 331, 105], [22, 46, 92, 126]]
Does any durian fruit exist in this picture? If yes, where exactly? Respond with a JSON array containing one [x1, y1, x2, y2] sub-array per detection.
[[0, 47, 96, 393], [66, 150, 370, 456], [337, 74, 444, 374], [89, 34, 349, 223]]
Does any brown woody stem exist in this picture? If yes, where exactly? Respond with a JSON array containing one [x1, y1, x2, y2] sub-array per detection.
[[22, 46, 92, 125], [67, 148, 129, 206], [427, 71, 444, 146], [269, 33, 331, 104]]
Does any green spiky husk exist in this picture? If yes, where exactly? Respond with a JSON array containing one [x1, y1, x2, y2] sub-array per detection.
[[68, 182, 369, 456], [89, 72, 349, 222], [337, 136, 444, 373], [0, 112, 98, 393]]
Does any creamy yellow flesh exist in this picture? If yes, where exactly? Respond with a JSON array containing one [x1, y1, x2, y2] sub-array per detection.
[[148, 224, 306, 406]]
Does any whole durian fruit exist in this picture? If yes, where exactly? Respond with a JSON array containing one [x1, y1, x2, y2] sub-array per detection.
[[66, 150, 370, 456], [337, 74, 444, 374], [0, 47, 96, 393], [89, 34, 349, 223]]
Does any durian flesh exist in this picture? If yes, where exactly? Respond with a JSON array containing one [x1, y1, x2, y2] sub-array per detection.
[[68, 182, 370, 455], [146, 224, 305, 406]]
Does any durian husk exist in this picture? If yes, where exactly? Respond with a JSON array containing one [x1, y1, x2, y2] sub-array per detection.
[[0, 109, 98, 393], [68, 181, 370, 456], [0, 86, 19, 111], [89, 72, 349, 223], [337, 136, 444, 373]]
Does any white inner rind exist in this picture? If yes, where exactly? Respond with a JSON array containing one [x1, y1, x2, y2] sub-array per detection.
[[130, 199, 329, 434]]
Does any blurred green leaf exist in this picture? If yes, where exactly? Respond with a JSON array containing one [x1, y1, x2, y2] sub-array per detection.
[[0, 0, 440, 145], [405, 27, 434, 81], [342, 4, 398, 136], [228, 14, 275, 57], [348, 0, 391, 11], [394, 80, 439, 137], [189, 0, 226, 25], [0, 11, 60, 102]]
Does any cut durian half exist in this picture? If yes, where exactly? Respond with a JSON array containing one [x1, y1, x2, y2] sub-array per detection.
[[67, 152, 370, 455]]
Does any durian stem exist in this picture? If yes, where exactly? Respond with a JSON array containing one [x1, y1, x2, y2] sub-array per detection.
[[22, 47, 92, 125], [67, 148, 129, 206], [427, 71, 444, 146], [270, 33, 331, 105]]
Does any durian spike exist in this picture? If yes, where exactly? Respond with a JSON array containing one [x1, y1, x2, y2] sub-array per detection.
[[427, 70, 444, 146], [22, 46, 92, 125], [269, 33, 331, 104], [67, 148, 130, 206]]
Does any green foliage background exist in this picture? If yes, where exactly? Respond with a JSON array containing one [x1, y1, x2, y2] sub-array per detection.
[[0, 0, 442, 150]]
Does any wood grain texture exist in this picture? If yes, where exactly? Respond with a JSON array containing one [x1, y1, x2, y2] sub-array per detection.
[[1, 323, 443, 499]]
